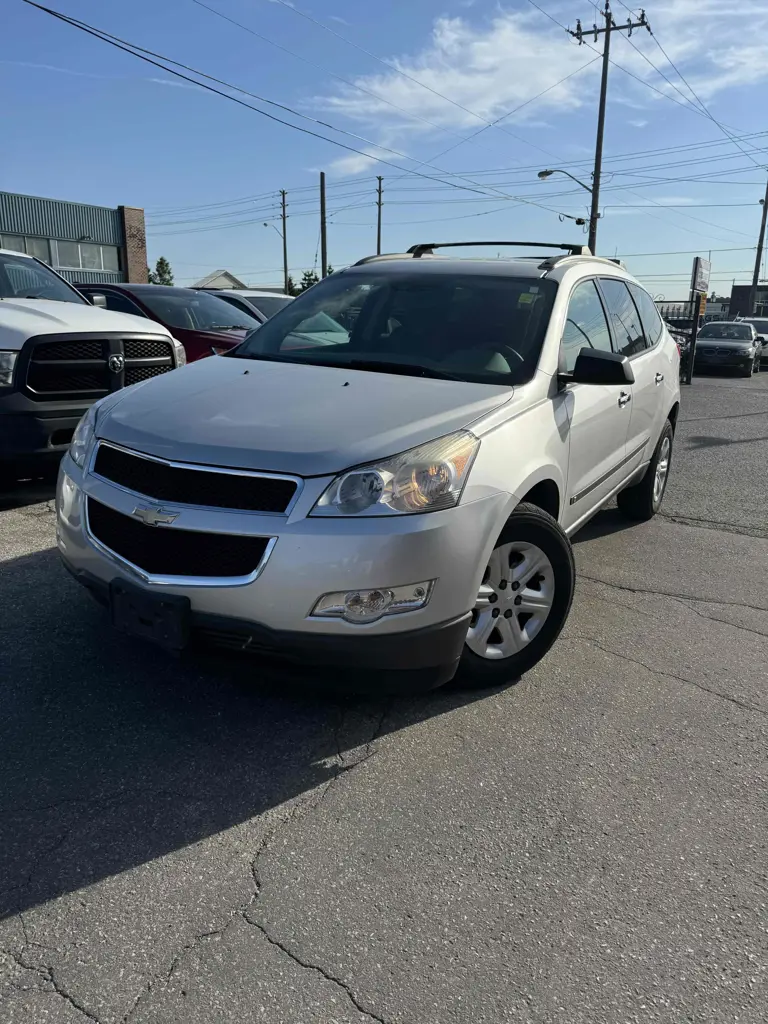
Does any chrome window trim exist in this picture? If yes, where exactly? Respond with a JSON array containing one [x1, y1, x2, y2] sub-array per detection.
[[88, 440, 303, 516], [83, 496, 277, 588]]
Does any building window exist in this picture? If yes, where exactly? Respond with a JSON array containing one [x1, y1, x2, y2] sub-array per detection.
[[51, 240, 120, 273], [1, 234, 51, 264]]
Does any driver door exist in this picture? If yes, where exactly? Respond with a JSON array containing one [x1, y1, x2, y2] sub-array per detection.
[[557, 278, 633, 532]]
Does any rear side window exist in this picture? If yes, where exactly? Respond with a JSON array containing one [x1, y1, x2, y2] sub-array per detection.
[[628, 283, 663, 346], [599, 278, 646, 356], [102, 292, 148, 318], [561, 279, 613, 372]]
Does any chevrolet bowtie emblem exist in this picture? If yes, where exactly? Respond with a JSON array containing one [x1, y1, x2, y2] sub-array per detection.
[[131, 505, 180, 527]]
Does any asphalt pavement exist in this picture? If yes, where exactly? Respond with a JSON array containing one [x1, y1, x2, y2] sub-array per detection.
[[1, 373, 767, 1024]]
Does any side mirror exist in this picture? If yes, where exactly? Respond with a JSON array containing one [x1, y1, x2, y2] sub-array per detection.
[[561, 348, 635, 387], [89, 293, 107, 308]]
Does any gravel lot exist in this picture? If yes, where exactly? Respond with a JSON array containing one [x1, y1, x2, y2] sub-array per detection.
[[1, 373, 767, 1024]]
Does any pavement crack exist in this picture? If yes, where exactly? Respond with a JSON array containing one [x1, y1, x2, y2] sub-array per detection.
[[243, 914, 389, 1024], [657, 510, 768, 539], [12, 941, 102, 1023], [579, 573, 768, 614], [565, 634, 768, 718]]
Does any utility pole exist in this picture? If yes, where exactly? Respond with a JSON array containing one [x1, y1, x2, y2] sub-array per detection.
[[280, 190, 289, 295], [319, 171, 328, 278], [376, 176, 383, 255], [571, 3, 650, 254], [749, 177, 768, 315]]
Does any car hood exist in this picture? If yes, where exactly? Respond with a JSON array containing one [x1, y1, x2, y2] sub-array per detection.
[[0, 299, 171, 349], [97, 355, 513, 476], [697, 337, 754, 347]]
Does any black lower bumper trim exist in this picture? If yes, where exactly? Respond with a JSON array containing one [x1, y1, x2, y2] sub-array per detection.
[[61, 558, 470, 688]]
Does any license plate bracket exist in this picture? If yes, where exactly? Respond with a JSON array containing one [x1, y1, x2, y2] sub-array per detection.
[[110, 579, 190, 651]]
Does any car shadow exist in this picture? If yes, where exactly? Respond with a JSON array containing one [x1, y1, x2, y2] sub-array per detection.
[[0, 547, 502, 920], [0, 472, 58, 512], [570, 506, 637, 544]]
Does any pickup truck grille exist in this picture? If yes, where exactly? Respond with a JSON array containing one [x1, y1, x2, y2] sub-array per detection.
[[24, 332, 175, 400], [92, 443, 298, 514], [86, 498, 271, 579]]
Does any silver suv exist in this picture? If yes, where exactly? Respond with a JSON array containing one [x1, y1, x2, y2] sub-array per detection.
[[56, 242, 680, 692]]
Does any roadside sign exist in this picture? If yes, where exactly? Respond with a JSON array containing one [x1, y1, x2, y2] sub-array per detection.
[[698, 292, 707, 316], [691, 257, 711, 294]]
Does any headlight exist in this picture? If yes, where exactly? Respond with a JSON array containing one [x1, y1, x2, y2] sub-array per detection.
[[0, 351, 18, 387], [171, 337, 187, 367], [312, 431, 479, 517], [69, 404, 98, 469]]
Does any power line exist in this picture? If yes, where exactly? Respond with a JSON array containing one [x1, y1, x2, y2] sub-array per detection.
[[22, 2, 577, 222]]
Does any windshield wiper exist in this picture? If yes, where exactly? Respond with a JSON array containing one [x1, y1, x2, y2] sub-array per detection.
[[340, 359, 462, 380], [209, 324, 248, 331]]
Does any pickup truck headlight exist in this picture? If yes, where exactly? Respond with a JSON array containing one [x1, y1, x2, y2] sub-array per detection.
[[0, 351, 18, 387], [312, 430, 479, 516], [171, 337, 187, 367], [69, 404, 98, 469]]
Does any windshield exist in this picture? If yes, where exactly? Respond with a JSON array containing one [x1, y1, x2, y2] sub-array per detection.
[[247, 295, 293, 319], [231, 271, 558, 385], [698, 323, 752, 340], [0, 252, 86, 304], [140, 289, 261, 331]]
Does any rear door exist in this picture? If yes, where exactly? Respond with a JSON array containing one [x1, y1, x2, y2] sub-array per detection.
[[558, 278, 633, 530], [599, 278, 660, 472]]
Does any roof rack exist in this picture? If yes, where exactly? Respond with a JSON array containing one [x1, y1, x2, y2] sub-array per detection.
[[406, 241, 591, 259]]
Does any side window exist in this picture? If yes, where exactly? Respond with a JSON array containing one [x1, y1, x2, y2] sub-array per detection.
[[103, 292, 148, 318], [561, 279, 613, 372], [600, 279, 646, 357], [628, 283, 662, 346]]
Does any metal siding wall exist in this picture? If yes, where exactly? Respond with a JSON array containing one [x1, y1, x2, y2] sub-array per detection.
[[0, 192, 123, 246], [58, 269, 125, 286]]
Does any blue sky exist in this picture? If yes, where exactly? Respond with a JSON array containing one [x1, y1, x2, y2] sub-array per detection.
[[3, 0, 767, 296]]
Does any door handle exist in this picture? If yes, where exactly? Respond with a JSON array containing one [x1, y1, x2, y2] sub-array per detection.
[[655, 372, 665, 384], [618, 391, 631, 408]]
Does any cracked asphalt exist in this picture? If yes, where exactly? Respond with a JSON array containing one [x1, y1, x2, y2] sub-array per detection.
[[1, 372, 767, 1024]]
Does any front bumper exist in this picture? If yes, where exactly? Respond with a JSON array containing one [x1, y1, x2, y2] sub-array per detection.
[[694, 350, 754, 371], [57, 454, 510, 682], [0, 390, 88, 460]]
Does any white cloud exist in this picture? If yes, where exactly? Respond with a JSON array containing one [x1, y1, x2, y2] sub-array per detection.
[[313, 0, 768, 173], [1, 60, 200, 91], [328, 14, 350, 25]]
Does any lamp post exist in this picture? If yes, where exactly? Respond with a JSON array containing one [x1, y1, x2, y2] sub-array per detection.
[[263, 219, 289, 295], [538, 168, 598, 250]]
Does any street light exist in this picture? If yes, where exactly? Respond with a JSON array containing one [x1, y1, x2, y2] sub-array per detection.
[[538, 168, 599, 252], [263, 221, 289, 295]]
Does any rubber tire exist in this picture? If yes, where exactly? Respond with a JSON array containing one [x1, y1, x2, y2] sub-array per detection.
[[742, 361, 754, 378], [453, 503, 575, 690], [617, 420, 673, 522]]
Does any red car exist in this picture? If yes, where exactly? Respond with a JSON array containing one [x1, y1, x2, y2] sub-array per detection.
[[75, 283, 261, 362]]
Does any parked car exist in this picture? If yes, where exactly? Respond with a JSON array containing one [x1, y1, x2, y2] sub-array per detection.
[[736, 317, 768, 368], [196, 288, 294, 323], [57, 241, 680, 693], [75, 283, 261, 362], [693, 321, 762, 377], [0, 248, 184, 472]]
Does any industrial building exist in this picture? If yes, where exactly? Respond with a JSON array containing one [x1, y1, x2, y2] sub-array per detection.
[[0, 190, 147, 285]]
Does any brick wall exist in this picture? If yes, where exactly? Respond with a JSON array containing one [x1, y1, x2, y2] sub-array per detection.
[[118, 206, 148, 283]]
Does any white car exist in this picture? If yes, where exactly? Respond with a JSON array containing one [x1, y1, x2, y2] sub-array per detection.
[[199, 288, 294, 323], [0, 249, 185, 471], [56, 241, 680, 692]]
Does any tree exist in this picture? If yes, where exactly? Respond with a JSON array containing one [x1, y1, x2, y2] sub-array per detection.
[[286, 274, 300, 297], [326, 264, 334, 276], [298, 269, 320, 293], [152, 257, 174, 286], [146, 265, 156, 284]]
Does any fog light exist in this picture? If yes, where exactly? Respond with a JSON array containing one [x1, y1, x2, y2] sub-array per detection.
[[311, 581, 434, 623]]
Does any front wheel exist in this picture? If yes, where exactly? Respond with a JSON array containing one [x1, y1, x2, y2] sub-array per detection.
[[617, 420, 673, 521], [454, 503, 575, 689]]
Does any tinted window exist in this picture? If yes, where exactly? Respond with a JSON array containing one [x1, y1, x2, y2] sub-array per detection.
[[0, 253, 85, 303], [138, 289, 261, 331], [101, 291, 148, 318], [233, 271, 558, 385], [247, 295, 293, 319], [698, 323, 753, 340], [561, 279, 613, 372], [628, 283, 663, 346], [600, 278, 646, 356]]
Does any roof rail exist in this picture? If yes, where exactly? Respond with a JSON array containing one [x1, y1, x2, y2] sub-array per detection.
[[406, 241, 591, 259], [352, 253, 413, 267]]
